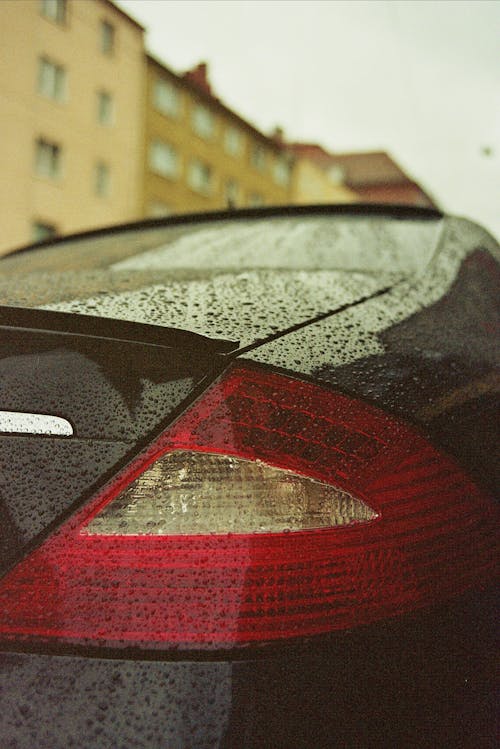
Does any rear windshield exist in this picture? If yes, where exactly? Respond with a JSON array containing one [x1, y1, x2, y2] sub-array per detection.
[[1, 212, 442, 276]]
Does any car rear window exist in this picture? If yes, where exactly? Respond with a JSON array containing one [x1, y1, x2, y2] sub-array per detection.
[[1, 211, 442, 276]]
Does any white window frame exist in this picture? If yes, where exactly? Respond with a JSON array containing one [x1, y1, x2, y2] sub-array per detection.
[[38, 57, 66, 101], [101, 20, 115, 55], [32, 220, 57, 242], [251, 144, 267, 172], [149, 140, 179, 180], [328, 165, 346, 185], [188, 159, 213, 195], [97, 90, 113, 125], [224, 127, 243, 157], [95, 161, 111, 197], [224, 178, 239, 207], [35, 137, 62, 179], [248, 193, 265, 207], [40, 0, 66, 24], [153, 78, 180, 118], [148, 201, 173, 218], [273, 157, 292, 187], [191, 105, 215, 140]]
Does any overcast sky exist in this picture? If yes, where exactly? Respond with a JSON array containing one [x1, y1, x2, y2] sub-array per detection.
[[117, 0, 499, 239]]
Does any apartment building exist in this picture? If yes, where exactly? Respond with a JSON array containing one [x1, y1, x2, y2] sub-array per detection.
[[290, 144, 437, 208], [289, 149, 358, 205], [327, 151, 438, 207], [0, 0, 437, 256], [143, 57, 295, 217], [0, 0, 145, 254]]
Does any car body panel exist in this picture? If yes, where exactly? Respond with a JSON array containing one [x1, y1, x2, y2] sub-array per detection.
[[0, 206, 498, 747], [0, 589, 496, 748], [0, 208, 442, 347]]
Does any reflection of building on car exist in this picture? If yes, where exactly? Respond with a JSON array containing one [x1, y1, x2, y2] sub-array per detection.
[[0, 205, 497, 747]]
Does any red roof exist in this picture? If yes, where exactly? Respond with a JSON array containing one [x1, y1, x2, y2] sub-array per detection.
[[289, 143, 438, 208]]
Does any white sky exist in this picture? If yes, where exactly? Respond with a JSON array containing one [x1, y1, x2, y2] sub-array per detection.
[[117, 0, 500, 240]]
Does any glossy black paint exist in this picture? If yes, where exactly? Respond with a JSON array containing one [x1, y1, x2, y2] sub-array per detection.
[[0, 309, 234, 572], [247, 247, 500, 495], [0, 207, 498, 748], [0, 590, 496, 748]]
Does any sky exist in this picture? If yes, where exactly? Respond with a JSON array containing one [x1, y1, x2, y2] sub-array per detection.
[[117, 0, 500, 239]]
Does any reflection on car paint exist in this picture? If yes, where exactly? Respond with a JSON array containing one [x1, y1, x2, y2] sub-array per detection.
[[0, 410, 73, 437]]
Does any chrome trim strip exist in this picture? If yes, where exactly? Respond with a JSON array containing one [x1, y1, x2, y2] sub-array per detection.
[[0, 411, 73, 436]]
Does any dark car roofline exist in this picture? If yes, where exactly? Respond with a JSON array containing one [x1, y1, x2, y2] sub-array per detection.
[[2, 203, 443, 260]]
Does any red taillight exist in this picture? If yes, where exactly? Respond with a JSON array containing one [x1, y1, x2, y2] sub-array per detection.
[[0, 366, 497, 650]]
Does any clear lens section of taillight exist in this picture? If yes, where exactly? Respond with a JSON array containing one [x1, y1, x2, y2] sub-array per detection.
[[84, 450, 376, 535], [0, 365, 497, 651]]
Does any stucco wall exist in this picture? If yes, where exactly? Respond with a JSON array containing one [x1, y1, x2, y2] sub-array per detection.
[[0, 0, 144, 254]]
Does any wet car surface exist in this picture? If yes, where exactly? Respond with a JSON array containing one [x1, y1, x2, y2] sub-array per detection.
[[0, 205, 498, 747]]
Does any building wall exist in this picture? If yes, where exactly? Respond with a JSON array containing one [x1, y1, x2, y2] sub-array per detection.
[[143, 59, 294, 217], [291, 158, 358, 205], [0, 0, 144, 254], [290, 146, 438, 210], [0, 1, 435, 257], [353, 183, 436, 208]]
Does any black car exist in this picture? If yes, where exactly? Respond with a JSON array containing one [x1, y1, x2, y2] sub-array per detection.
[[0, 205, 498, 748]]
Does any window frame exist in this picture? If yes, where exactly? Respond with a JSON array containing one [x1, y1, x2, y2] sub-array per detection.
[[148, 201, 173, 218], [100, 19, 115, 55], [224, 178, 239, 207], [94, 161, 111, 197], [153, 78, 180, 119], [191, 104, 215, 140], [224, 127, 243, 157], [97, 90, 114, 126], [273, 156, 292, 187], [248, 192, 265, 207], [188, 159, 213, 196], [251, 144, 267, 172], [32, 220, 58, 242], [37, 56, 66, 102], [149, 139, 179, 180], [40, 0, 67, 25], [34, 137, 62, 180]]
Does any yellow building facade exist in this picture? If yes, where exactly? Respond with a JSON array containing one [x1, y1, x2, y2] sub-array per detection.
[[0, 0, 362, 257], [143, 57, 295, 217], [291, 158, 358, 205], [0, 0, 145, 255]]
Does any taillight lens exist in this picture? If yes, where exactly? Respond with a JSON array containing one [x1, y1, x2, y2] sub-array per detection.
[[83, 451, 377, 535], [0, 366, 497, 650]]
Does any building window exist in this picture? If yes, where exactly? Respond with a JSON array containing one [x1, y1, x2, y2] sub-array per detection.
[[274, 157, 292, 187], [35, 138, 62, 179], [153, 78, 180, 118], [148, 201, 173, 218], [224, 127, 242, 157], [328, 165, 346, 185], [224, 179, 239, 208], [97, 91, 113, 125], [149, 140, 178, 179], [248, 193, 264, 207], [251, 144, 266, 172], [40, 0, 66, 24], [32, 220, 57, 242], [188, 159, 213, 195], [95, 162, 110, 197], [101, 20, 115, 54], [37, 57, 66, 101], [191, 105, 214, 140]]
